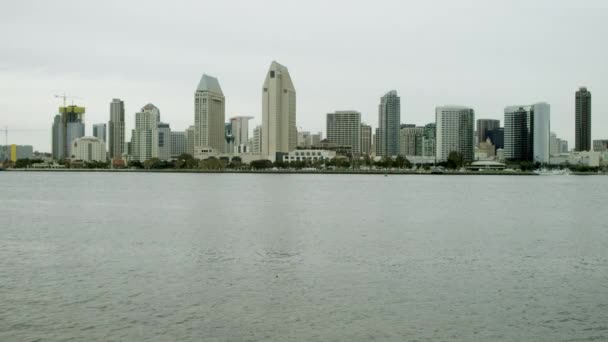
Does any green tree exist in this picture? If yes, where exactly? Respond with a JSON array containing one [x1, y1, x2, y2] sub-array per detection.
[[128, 160, 144, 169], [199, 157, 224, 170], [395, 156, 411, 169], [144, 158, 162, 169], [446, 151, 464, 169], [250, 159, 273, 170]]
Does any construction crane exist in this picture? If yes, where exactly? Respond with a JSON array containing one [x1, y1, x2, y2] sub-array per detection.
[[54, 93, 81, 107]]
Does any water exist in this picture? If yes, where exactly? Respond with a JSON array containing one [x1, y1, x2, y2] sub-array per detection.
[[1, 172, 608, 341]]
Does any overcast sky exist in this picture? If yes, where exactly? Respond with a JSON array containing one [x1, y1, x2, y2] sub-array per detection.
[[1, 0, 607, 152]]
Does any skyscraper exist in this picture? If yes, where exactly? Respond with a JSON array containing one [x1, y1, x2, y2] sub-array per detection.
[[185, 125, 195, 156], [108, 98, 125, 160], [195, 74, 225, 153], [360, 124, 372, 156], [476, 119, 500, 146], [52, 105, 85, 160], [377, 90, 401, 157], [154, 122, 171, 161], [92, 123, 107, 143], [253, 125, 262, 154], [230, 116, 253, 153], [399, 125, 424, 157], [422, 123, 436, 157], [575, 87, 591, 151], [131, 104, 159, 162], [326, 110, 362, 155], [504, 103, 550, 163], [171, 131, 187, 158], [487, 127, 504, 150], [435, 106, 475, 162], [262, 61, 296, 161]]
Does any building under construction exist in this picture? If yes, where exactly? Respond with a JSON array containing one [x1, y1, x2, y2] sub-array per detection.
[[52, 105, 85, 160]]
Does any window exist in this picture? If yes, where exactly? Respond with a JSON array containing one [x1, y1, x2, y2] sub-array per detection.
[[270, 71, 275, 78]]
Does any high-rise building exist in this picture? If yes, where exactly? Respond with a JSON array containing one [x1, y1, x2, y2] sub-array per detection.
[[360, 124, 372, 156], [435, 106, 475, 162], [93, 123, 107, 143], [253, 125, 262, 154], [575, 87, 592, 151], [487, 127, 504, 150], [399, 125, 424, 157], [262, 61, 297, 160], [504, 103, 550, 163], [559, 140, 569, 153], [326, 110, 362, 155], [230, 116, 253, 153], [297, 131, 311, 147], [224, 123, 234, 154], [476, 119, 500, 146], [185, 125, 195, 156], [51, 105, 85, 160], [195, 74, 225, 153], [154, 122, 171, 161], [422, 123, 436, 157], [108, 98, 125, 159], [171, 131, 187, 158], [550, 132, 559, 156], [311, 132, 322, 146], [131, 104, 160, 162], [71, 136, 107, 162], [0, 145, 33, 162], [593, 140, 608, 152], [377, 90, 401, 157]]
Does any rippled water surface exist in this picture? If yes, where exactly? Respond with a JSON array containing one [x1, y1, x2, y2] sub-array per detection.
[[1, 172, 608, 341]]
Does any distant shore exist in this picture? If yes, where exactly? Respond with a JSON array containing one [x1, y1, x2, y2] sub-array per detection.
[[5, 168, 606, 176]]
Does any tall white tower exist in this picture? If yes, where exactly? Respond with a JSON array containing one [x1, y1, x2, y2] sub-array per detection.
[[262, 61, 296, 161], [195, 74, 225, 153]]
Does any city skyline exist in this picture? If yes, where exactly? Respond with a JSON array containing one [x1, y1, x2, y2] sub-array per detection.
[[1, 1, 608, 152]]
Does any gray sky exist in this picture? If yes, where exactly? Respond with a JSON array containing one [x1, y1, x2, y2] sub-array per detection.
[[1, 0, 607, 152]]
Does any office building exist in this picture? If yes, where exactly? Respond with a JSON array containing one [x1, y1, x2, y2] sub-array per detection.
[[360, 124, 372, 156], [593, 140, 608, 152], [171, 131, 187, 158], [262, 61, 297, 160], [51, 105, 85, 160], [224, 123, 234, 153], [131, 104, 160, 162], [93, 123, 106, 143], [399, 125, 424, 157], [326, 110, 362, 155], [71, 136, 107, 162], [185, 125, 195, 156], [476, 119, 500, 146], [422, 123, 436, 157], [550, 132, 559, 156], [154, 122, 171, 161], [297, 131, 312, 147], [504, 102, 550, 163], [195, 74, 225, 153], [487, 127, 504, 150], [230, 116, 253, 153], [252, 125, 262, 154], [0, 145, 33, 162], [108, 98, 125, 159], [435, 106, 475, 162], [575, 87, 592, 151], [377, 90, 401, 157], [559, 140, 569, 154]]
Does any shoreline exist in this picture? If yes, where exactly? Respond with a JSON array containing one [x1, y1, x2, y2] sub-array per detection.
[[4, 169, 604, 176]]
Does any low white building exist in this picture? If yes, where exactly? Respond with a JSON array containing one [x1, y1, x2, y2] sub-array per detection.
[[71, 136, 107, 162], [550, 151, 601, 167], [282, 149, 336, 163]]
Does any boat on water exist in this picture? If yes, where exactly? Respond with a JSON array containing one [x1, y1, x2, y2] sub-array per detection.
[[534, 168, 571, 176]]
